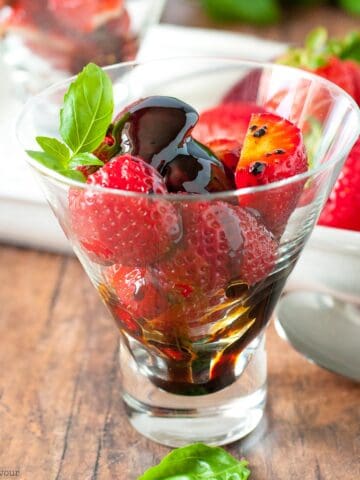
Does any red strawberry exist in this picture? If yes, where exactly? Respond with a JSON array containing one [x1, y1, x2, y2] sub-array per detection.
[[156, 201, 277, 291], [1, 1, 77, 70], [2, 0, 53, 30], [222, 69, 262, 104], [106, 265, 169, 320], [315, 57, 357, 100], [69, 154, 181, 265], [192, 102, 266, 146], [205, 138, 241, 173], [223, 30, 360, 133], [104, 261, 209, 341], [49, 0, 124, 33], [318, 138, 360, 231], [236, 113, 308, 237], [275, 28, 360, 109], [347, 60, 360, 104], [264, 57, 359, 127]]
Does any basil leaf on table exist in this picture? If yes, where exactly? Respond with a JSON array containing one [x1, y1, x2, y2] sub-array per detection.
[[138, 443, 251, 480]]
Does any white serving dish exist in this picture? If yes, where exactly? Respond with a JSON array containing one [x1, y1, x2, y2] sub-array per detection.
[[286, 225, 360, 305]]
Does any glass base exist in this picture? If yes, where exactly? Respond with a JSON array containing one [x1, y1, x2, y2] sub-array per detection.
[[120, 335, 267, 447]]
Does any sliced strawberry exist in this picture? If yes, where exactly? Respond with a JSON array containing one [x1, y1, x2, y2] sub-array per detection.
[[319, 138, 360, 231], [69, 154, 181, 265], [236, 113, 307, 186], [236, 113, 308, 237], [192, 102, 266, 146], [49, 0, 124, 33]]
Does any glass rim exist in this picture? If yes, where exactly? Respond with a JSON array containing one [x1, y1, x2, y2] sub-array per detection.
[[17, 57, 360, 200]]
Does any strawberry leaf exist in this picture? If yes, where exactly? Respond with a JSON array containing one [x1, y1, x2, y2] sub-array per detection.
[[305, 27, 327, 53], [137, 443, 251, 480], [36, 136, 70, 166], [60, 63, 114, 155], [278, 28, 360, 69], [69, 153, 104, 169], [338, 31, 360, 62]]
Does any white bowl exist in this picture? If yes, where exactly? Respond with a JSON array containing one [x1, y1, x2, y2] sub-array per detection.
[[277, 225, 360, 381], [286, 225, 360, 306]]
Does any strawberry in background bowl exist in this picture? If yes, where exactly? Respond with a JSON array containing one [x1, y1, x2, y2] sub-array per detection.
[[278, 28, 360, 235]]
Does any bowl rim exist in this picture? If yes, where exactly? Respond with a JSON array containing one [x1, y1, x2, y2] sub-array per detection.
[[17, 57, 360, 200]]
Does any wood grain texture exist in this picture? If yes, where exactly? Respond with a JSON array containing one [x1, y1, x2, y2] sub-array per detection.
[[1, 3, 360, 479], [0, 244, 359, 479]]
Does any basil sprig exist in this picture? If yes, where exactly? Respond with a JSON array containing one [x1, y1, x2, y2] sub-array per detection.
[[138, 443, 251, 480], [26, 63, 114, 182]]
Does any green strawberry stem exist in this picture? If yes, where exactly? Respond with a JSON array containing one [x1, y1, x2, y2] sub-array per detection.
[[93, 112, 130, 162], [278, 27, 360, 68]]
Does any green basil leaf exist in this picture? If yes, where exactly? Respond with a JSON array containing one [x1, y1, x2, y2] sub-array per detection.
[[69, 152, 104, 168], [36, 136, 70, 166], [60, 63, 114, 155], [138, 443, 251, 480], [58, 169, 86, 182], [26, 150, 60, 170]]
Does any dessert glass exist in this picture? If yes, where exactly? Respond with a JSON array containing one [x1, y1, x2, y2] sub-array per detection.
[[0, 0, 165, 97], [17, 58, 360, 446]]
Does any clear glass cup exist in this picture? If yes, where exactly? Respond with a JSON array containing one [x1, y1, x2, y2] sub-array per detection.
[[17, 58, 360, 446], [0, 0, 165, 97]]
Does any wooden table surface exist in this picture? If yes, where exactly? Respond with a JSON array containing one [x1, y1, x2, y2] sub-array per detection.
[[1, 2, 360, 479]]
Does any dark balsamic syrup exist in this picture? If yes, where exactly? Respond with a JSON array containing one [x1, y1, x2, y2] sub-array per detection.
[[116, 96, 232, 193]]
